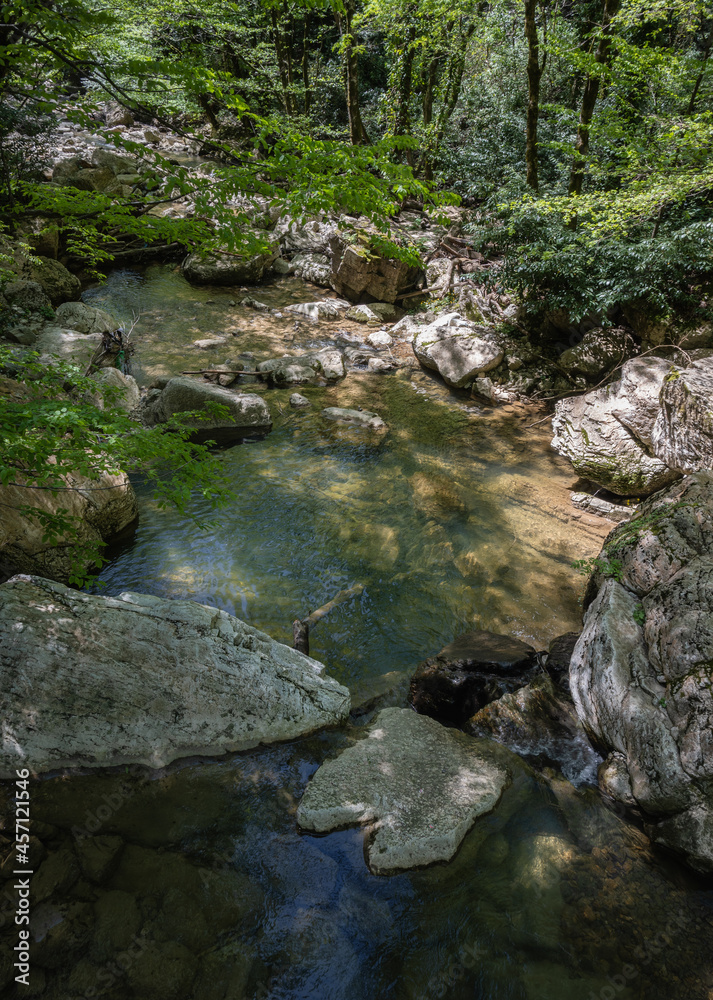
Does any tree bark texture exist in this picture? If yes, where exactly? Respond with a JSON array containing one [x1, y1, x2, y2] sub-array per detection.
[[524, 0, 542, 191]]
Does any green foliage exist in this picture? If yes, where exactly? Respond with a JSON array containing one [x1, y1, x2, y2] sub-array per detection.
[[0, 346, 234, 585], [572, 554, 624, 582], [633, 603, 646, 625]]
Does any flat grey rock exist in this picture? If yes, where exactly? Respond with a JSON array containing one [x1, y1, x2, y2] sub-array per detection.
[[296, 708, 509, 874], [0, 576, 350, 776]]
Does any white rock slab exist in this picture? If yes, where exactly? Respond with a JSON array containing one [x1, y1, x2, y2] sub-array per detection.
[[0, 576, 351, 776], [296, 708, 509, 874]]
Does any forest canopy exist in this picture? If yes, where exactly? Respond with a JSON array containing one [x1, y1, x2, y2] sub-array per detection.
[[1, 0, 711, 323]]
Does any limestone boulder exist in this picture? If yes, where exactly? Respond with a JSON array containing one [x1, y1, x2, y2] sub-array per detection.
[[141, 377, 271, 444], [256, 351, 346, 385], [0, 575, 351, 776], [609, 356, 674, 447], [346, 304, 380, 324], [558, 326, 636, 377], [551, 384, 680, 497], [409, 630, 539, 725], [274, 217, 338, 253], [88, 367, 140, 413], [570, 473, 713, 872], [329, 230, 422, 305], [183, 244, 278, 286], [91, 147, 138, 175], [651, 359, 713, 474], [292, 252, 333, 287], [284, 299, 350, 322], [34, 326, 102, 366], [413, 312, 504, 388], [54, 302, 118, 335], [2, 280, 52, 314], [23, 257, 81, 306], [296, 708, 510, 874], [0, 468, 137, 586]]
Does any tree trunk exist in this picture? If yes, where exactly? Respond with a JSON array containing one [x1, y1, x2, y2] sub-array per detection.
[[418, 19, 475, 178], [422, 55, 439, 127], [524, 0, 542, 191], [302, 15, 312, 114], [688, 28, 713, 114], [337, 0, 370, 145], [393, 21, 417, 161], [271, 8, 294, 116], [568, 0, 621, 196]]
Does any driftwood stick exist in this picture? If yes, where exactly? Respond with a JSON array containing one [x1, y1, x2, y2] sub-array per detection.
[[293, 619, 310, 655], [292, 583, 365, 654], [181, 370, 249, 375], [304, 584, 364, 628], [395, 284, 441, 300]]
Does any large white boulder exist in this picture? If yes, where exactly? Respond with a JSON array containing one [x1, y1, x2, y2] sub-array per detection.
[[651, 358, 713, 473], [54, 302, 118, 335], [0, 576, 351, 776], [609, 356, 674, 447], [551, 383, 679, 497], [412, 312, 504, 388], [570, 473, 713, 872], [141, 377, 271, 444]]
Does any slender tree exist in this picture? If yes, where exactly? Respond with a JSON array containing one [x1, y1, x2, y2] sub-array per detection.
[[524, 0, 545, 190], [568, 0, 621, 196], [335, 0, 371, 144]]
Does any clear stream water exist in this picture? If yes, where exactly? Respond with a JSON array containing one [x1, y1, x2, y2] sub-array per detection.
[[1, 266, 711, 1000]]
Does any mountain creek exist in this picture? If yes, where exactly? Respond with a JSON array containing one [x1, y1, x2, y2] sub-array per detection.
[[1, 264, 712, 1000]]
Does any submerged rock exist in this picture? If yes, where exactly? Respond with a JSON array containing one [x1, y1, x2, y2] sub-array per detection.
[[141, 376, 271, 444], [465, 673, 601, 787], [570, 473, 713, 872], [409, 630, 539, 724], [0, 575, 351, 776], [412, 312, 504, 388], [289, 392, 311, 408], [296, 708, 510, 874], [321, 407, 386, 431]]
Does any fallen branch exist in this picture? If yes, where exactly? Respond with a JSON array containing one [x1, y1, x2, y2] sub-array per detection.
[[292, 583, 365, 656]]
